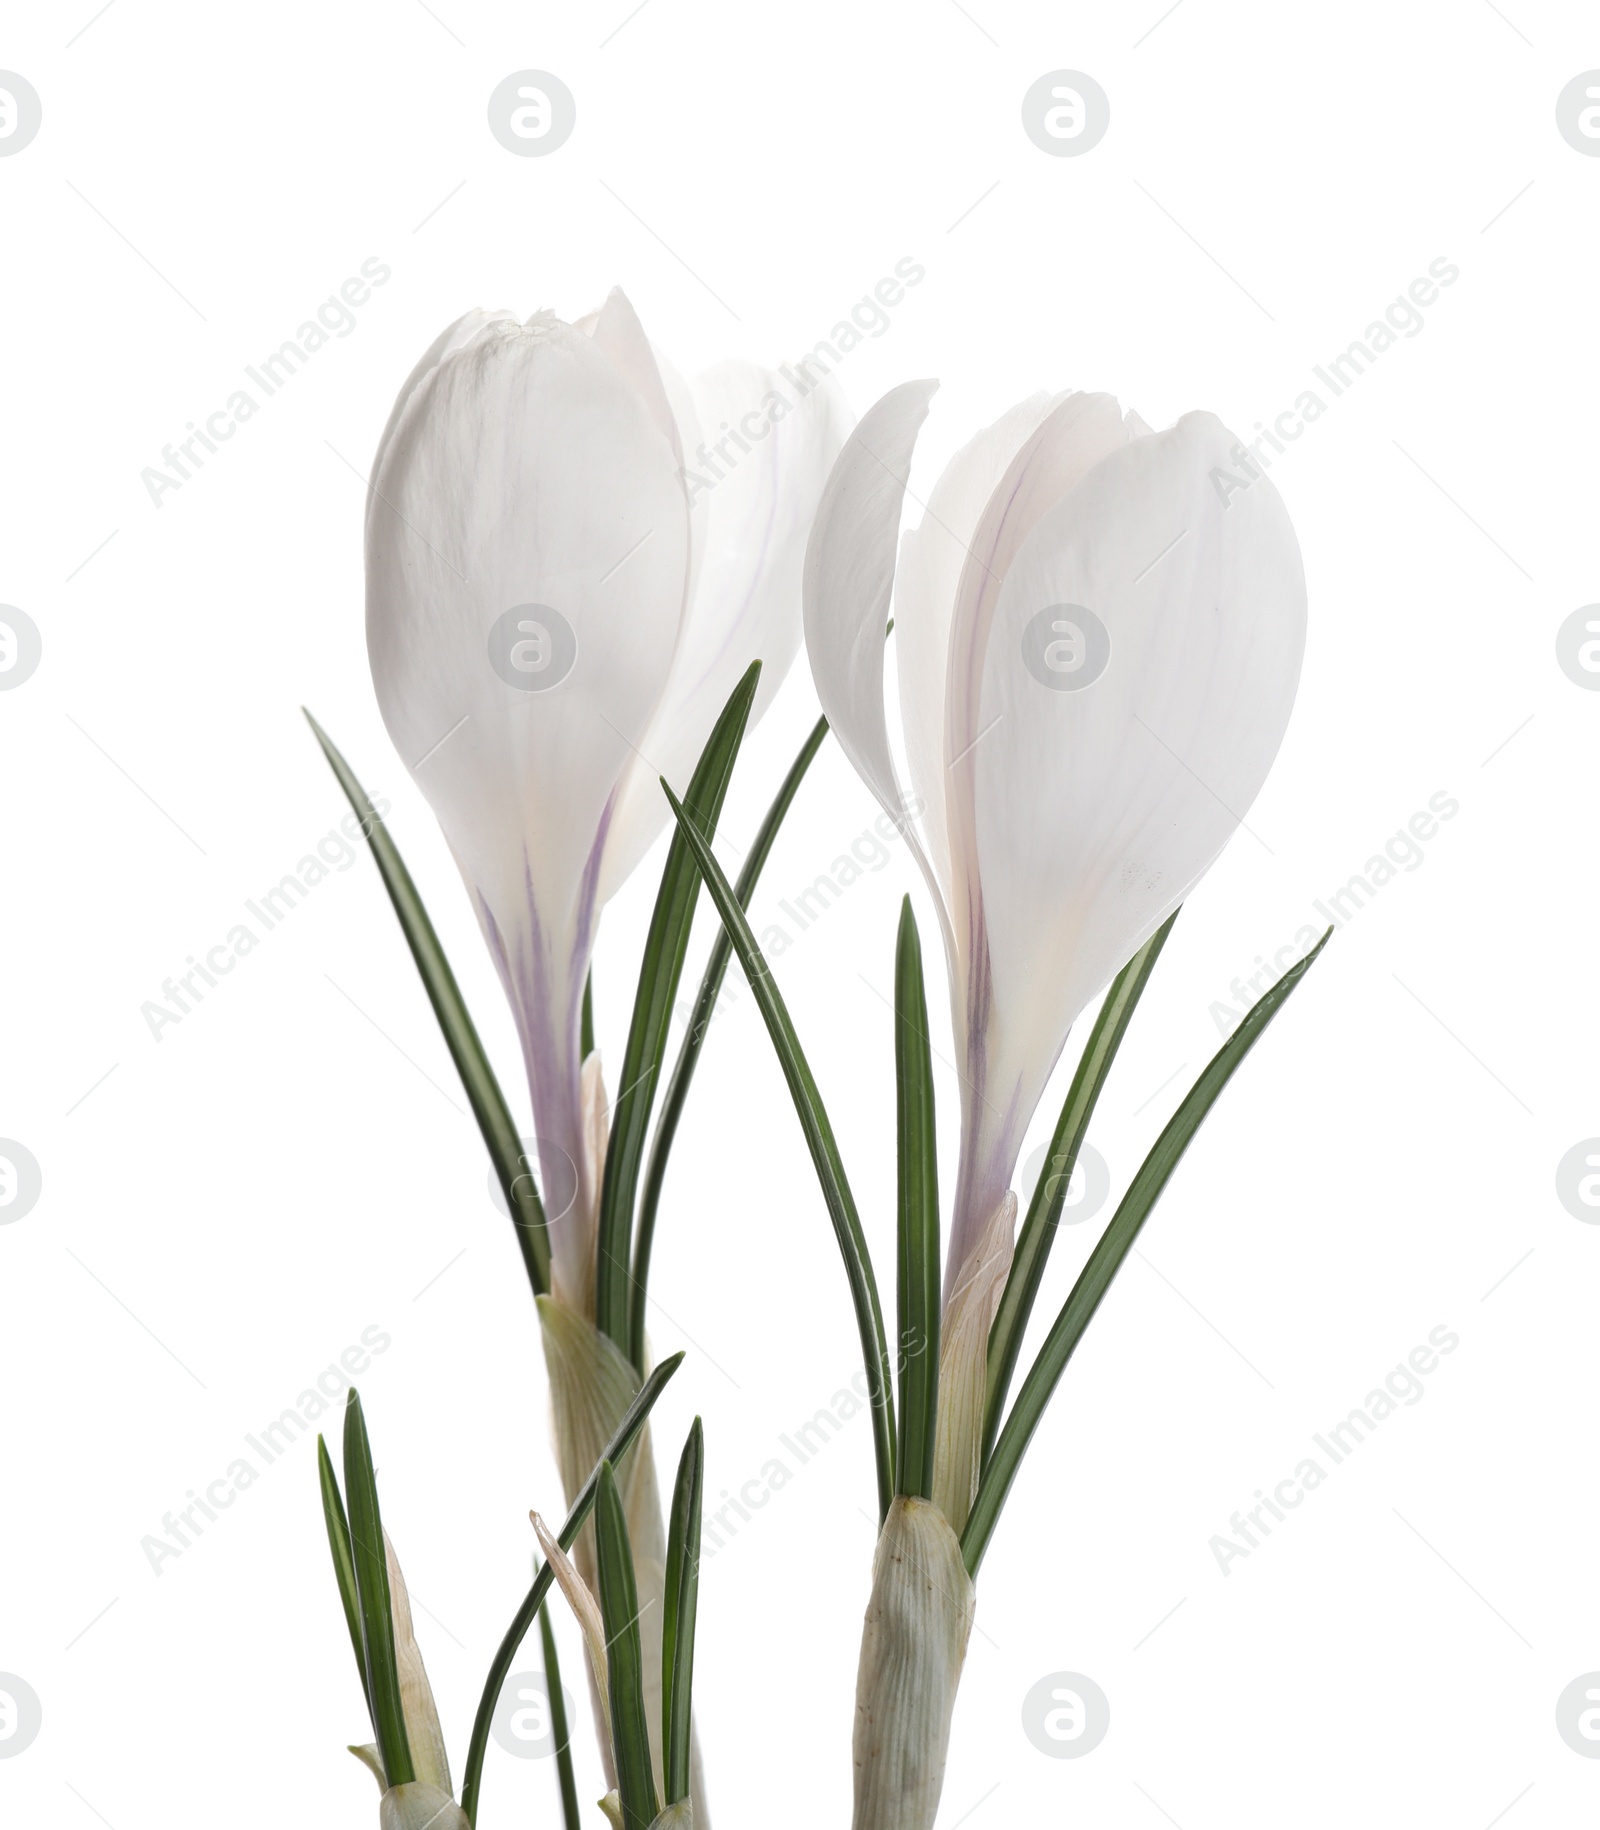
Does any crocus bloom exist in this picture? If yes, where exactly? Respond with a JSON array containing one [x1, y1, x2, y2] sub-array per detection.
[[366, 288, 848, 1314], [804, 379, 1306, 1828]]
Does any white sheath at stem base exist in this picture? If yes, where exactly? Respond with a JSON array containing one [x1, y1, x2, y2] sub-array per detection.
[[378, 1782, 470, 1830], [539, 1294, 710, 1823], [852, 1497, 976, 1830]]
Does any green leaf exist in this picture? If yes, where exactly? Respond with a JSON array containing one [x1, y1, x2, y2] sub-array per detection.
[[595, 662, 762, 1363], [582, 970, 595, 1062], [342, 1390, 413, 1787], [962, 930, 1331, 1579], [661, 1417, 703, 1805], [982, 912, 1178, 1466], [538, 1601, 581, 1830], [303, 710, 550, 1298], [661, 779, 897, 1521], [460, 1351, 686, 1826], [317, 1434, 372, 1732], [894, 898, 940, 1501], [594, 1462, 659, 1830], [631, 713, 829, 1371]]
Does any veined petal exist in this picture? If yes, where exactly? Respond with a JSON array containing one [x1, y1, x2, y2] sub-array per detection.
[[600, 365, 851, 900], [366, 309, 518, 539], [972, 411, 1307, 1251], [578, 288, 688, 472], [892, 392, 1058, 911], [367, 312, 691, 1293], [940, 392, 1135, 1273], [577, 290, 709, 675], [803, 380, 951, 957]]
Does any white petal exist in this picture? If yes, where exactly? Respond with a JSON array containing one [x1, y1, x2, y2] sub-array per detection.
[[802, 380, 951, 956], [940, 393, 1135, 1268], [599, 365, 851, 900], [972, 412, 1306, 1247], [892, 392, 1058, 910], [580, 288, 688, 471], [366, 313, 690, 1292], [366, 310, 517, 539]]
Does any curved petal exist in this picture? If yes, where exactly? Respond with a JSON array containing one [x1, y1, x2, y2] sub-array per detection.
[[580, 288, 687, 471], [964, 412, 1307, 1267], [892, 392, 1059, 911], [802, 379, 952, 955], [366, 315, 690, 1292], [366, 309, 517, 543], [598, 364, 852, 899], [939, 393, 1135, 1257]]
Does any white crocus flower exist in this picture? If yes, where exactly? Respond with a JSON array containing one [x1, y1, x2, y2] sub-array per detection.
[[367, 287, 848, 1315], [805, 381, 1306, 1829]]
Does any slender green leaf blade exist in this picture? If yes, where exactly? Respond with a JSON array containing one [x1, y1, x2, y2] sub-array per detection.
[[631, 713, 829, 1370], [317, 1434, 372, 1729], [304, 710, 550, 1297], [894, 898, 940, 1500], [581, 970, 595, 1062], [662, 779, 897, 1520], [595, 1463, 659, 1830], [963, 930, 1331, 1578], [538, 1601, 581, 1830], [595, 663, 762, 1362], [460, 1351, 685, 1826], [342, 1390, 413, 1786], [661, 1417, 703, 1804], [982, 912, 1178, 1465]]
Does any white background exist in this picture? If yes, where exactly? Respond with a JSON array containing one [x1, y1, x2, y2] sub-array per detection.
[[2, 2, 1598, 1825]]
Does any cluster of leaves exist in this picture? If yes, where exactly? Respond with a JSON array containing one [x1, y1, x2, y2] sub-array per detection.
[[662, 740, 1327, 1573], [307, 648, 1327, 1821], [306, 666, 822, 1823]]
